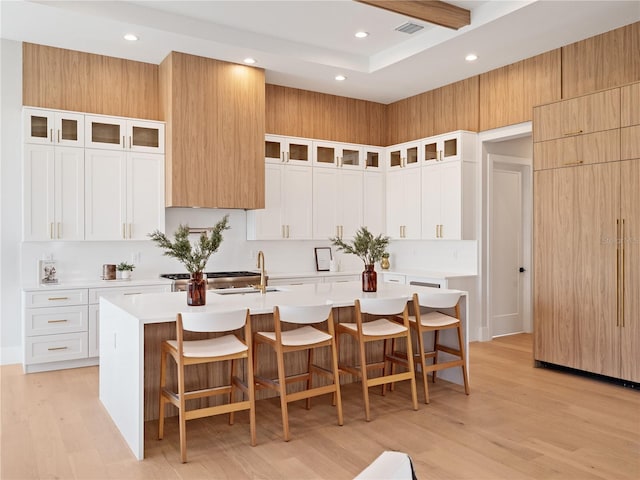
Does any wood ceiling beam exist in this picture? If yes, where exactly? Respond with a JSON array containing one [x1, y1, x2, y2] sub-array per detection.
[[356, 1, 471, 30]]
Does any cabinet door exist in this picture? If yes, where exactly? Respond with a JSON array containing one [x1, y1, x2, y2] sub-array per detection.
[[313, 141, 338, 168], [339, 169, 364, 239], [85, 116, 126, 150], [439, 162, 462, 239], [283, 165, 313, 239], [89, 304, 99, 358], [534, 164, 619, 375], [312, 168, 338, 239], [339, 145, 363, 170], [54, 147, 85, 240], [363, 147, 384, 171], [85, 149, 126, 240], [24, 109, 54, 145], [421, 165, 441, 239], [249, 163, 285, 240], [533, 130, 621, 170], [386, 171, 404, 238], [388, 143, 420, 170], [126, 120, 164, 154], [363, 171, 385, 235], [126, 152, 164, 239], [23, 144, 55, 240], [285, 138, 312, 166], [54, 112, 85, 147], [620, 82, 640, 128], [620, 159, 640, 382]]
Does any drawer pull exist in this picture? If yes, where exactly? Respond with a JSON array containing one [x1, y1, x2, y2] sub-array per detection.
[[124, 292, 142, 296], [563, 129, 583, 136], [48, 346, 68, 351], [47, 319, 68, 323], [564, 160, 584, 166], [47, 297, 69, 301]]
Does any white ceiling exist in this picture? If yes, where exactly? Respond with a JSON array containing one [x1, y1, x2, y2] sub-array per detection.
[[1, 0, 639, 104]]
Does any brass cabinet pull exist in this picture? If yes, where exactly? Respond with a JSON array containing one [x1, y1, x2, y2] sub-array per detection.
[[129, 135, 132, 149], [50, 128, 53, 142], [286, 152, 289, 163], [621, 219, 625, 327], [122, 224, 126, 239], [281, 152, 285, 163], [124, 292, 142, 296], [48, 346, 68, 351], [281, 225, 285, 238], [616, 219, 621, 327], [57, 129, 60, 143], [440, 224, 444, 238], [563, 129, 584, 136], [286, 225, 290, 238], [47, 319, 68, 323], [47, 297, 69, 301], [50, 222, 54, 239], [564, 160, 584, 166], [128, 223, 132, 239], [57, 222, 62, 239]]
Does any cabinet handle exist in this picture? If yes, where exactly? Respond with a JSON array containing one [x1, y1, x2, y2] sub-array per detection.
[[47, 297, 69, 301], [122, 224, 126, 239], [50, 128, 53, 143], [616, 219, 621, 327], [564, 160, 584, 166], [286, 152, 289, 163], [57, 222, 62, 239], [340, 225, 343, 238], [47, 319, 68, 324], [621, 219, 625, 327], [563, 129, 583, 136], [287, 225, 290, 238], [282, 225, 285, 238], [336, 226, 340, 238], [440, 224, 444, 238], [129, 136, 132, 149], [50, 222, 54, 239], [47, 346, 68, 351], [128, 223, 132, 239], [124, 292, 142, 296], [122, 136, 125, 149], [57, 129, 60, 143], [281, 152, 285, 163]]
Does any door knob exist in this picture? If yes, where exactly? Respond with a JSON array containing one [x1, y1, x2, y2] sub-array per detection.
[[519, 267, 526, 273]]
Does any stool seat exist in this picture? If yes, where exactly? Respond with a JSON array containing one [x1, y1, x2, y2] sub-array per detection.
[[340, 318, 408, 336], [408, 311, 459, 328], [257, 325, 331, 346], [166, 335, 248, 358]]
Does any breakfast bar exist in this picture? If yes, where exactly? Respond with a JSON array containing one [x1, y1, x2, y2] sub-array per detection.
[[99, 281, 469, 460]]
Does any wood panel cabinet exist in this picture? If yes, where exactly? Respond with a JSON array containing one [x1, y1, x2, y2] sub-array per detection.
[[533, 130, 620, 170], [159, 51, 265, 209]]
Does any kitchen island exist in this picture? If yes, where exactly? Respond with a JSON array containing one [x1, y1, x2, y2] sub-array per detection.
[[99, 281, 468, 459]]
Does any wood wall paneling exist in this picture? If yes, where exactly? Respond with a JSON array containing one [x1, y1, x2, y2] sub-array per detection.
[[621, 82, 640, 127], [522, 50, 562, 115], [160, 52, 265, 209], [621, 125, 640, 160], [23, 43, 159, 120], [562, 22, 640, 99]]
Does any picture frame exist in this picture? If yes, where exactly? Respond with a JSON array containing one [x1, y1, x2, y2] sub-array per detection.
[[314, 247, 332, 271], [39, 260, 59, 284]]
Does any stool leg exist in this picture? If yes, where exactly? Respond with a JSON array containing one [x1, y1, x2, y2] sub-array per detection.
[[416, 327, 430, 404], [306, 348, 313, 410], [275, 346, 291, 441], [330, 336, 344, 426], [432, 329, 440, 383], [381, 339, 388, 396], [246, 353, 257, 446], [358, 336, 372, 422], [177, 360, 187, 463], [158, 348, 167, 440], [229, 359, 237, 425], [457, 323, 470, 395]]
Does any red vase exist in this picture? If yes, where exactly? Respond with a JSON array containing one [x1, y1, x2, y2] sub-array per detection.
[[362, 264, 377, 292], [187, 272, 206, 306]]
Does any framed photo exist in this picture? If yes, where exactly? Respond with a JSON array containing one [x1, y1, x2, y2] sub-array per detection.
[[314, 247, 332, 272], [39, 260, 59, 284]]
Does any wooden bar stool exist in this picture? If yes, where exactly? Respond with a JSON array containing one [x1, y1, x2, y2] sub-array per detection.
[[158, 309, 256, 463], [335, 296, 418, 421], [253, 303, 343, 441], [408, 290, 470, 403]]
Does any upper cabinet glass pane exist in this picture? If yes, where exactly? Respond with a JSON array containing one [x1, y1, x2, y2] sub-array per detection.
[[30, 115, 49, 139], [92, 122, 121, 145], [406, 146, 418, 165], [390, 150, 401, 167], [61, 119, 78, 141], [132, 126, 159, 148], [342, 148, 360, 166], [289, 143, 309, 162], [444, 138, 458, 158], [265, 140, 281, 159], [317, 146, 335, 164], [366, 151, 379, 168], [424, 141, 437, 161]]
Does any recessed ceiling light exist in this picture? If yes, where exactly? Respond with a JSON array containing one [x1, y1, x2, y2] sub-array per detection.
[[465, 53, 478, 62], [355, 31, 369, 38], [123, 33, 139, 41], [243, 57, 257, 65], [335, 75, 347, 81]]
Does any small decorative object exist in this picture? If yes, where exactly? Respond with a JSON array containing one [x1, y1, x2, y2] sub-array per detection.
[[381, 252, 390, 270], [330, 226, 390, 292], [117, 262, 135, 280], [314, 247, 332, 271], [102, 264, 117, 280], [149, 215, 230, 306], [39, 260, 58, 284]]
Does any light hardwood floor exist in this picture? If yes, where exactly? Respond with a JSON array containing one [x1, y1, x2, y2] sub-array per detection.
[[1, 334, 638, 479]]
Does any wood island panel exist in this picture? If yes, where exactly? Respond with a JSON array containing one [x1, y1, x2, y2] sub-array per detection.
[[22, 43, 159, 120], [562, 22, 640, 99]]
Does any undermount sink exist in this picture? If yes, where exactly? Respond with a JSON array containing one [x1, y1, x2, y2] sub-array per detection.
[[213, 286, 283, 295]]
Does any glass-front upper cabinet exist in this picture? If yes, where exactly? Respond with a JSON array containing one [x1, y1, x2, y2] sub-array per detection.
[[23, 108, 84, 147], [363, 146, 385, 171], [313, 141, 362, 169], [387, 141, 420, 170], [85, 116, 164, 153], [265, 135, 312, 165], [422, 131, 475, 164]]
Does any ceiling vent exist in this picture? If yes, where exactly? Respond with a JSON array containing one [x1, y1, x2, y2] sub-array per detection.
[[395, 22, 424, 34]]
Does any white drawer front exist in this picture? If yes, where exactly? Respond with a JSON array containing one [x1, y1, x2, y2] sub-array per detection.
[[25, 305, 88, 336], [383, 273, 406, 284], [25, 289, 88, 308], [325, 275, 359, 283], [88, 284, 170, 304], [25, 332, 88, 364]]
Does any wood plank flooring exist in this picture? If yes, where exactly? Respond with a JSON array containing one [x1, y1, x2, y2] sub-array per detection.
[[2, 334, 638, 479]]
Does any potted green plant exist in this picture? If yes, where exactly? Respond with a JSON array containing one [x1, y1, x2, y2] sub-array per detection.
[[116, 261, 135, 280], [149, 215, 230, 305], [330, 226, 390, 292]]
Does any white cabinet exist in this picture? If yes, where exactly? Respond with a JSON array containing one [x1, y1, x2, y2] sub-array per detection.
[[23, 144, 84, 241], [268, 276, 322, 286], [421, 161, 476, 240], [23, 108, 84, 147], [421, 131, 475, 165], [387, 141, 421, 170], [313, 168, 363, 240], [363, 146, 385, 172], [313, 141, 363, 170], [85, 116, 164, 153], [386, 169, 421, 239], [265, 135, 312, 166], [363, 171, 386, 235], [84, 150, 164, 240], [247, 162, 313, 240]]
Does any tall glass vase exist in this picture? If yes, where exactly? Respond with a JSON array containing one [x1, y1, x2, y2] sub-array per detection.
[[362, 264, 377, 292], [187, 272, 206, 306]]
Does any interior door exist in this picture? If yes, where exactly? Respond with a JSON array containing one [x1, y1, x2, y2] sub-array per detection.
[[491, 164, 523, 336]]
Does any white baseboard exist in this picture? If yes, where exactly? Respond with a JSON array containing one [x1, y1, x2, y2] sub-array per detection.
[[478, 326, 491, 342], [0, 346, 22, 366]]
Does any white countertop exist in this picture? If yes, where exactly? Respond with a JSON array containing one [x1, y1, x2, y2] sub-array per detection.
[[266, 269, 476, 280], [22, 278, 173, 291], [101, 281, 467, 325]]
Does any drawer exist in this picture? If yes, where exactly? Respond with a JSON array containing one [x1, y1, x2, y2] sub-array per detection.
[[533, 130, 620, 170], [25, 305, 88, 336], [25, 332, 88, 365], [383, 273, 406, 284], [88, 284, 170, 304], [268, 277, 322, 286], [25, 289, 88, 308]]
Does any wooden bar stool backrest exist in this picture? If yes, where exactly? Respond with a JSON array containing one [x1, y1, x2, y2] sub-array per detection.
[[414, 289, 462, 311], [275, 303, 334, 325]]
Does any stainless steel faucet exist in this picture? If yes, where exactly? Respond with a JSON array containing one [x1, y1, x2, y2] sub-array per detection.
[[256, 250, 267, 294]]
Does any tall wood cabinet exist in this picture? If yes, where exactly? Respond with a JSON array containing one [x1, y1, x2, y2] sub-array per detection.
[[533, 82, 639, 383]]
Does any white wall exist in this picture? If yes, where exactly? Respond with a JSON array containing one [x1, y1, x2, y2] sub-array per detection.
[[0, 40, 478, 364]]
